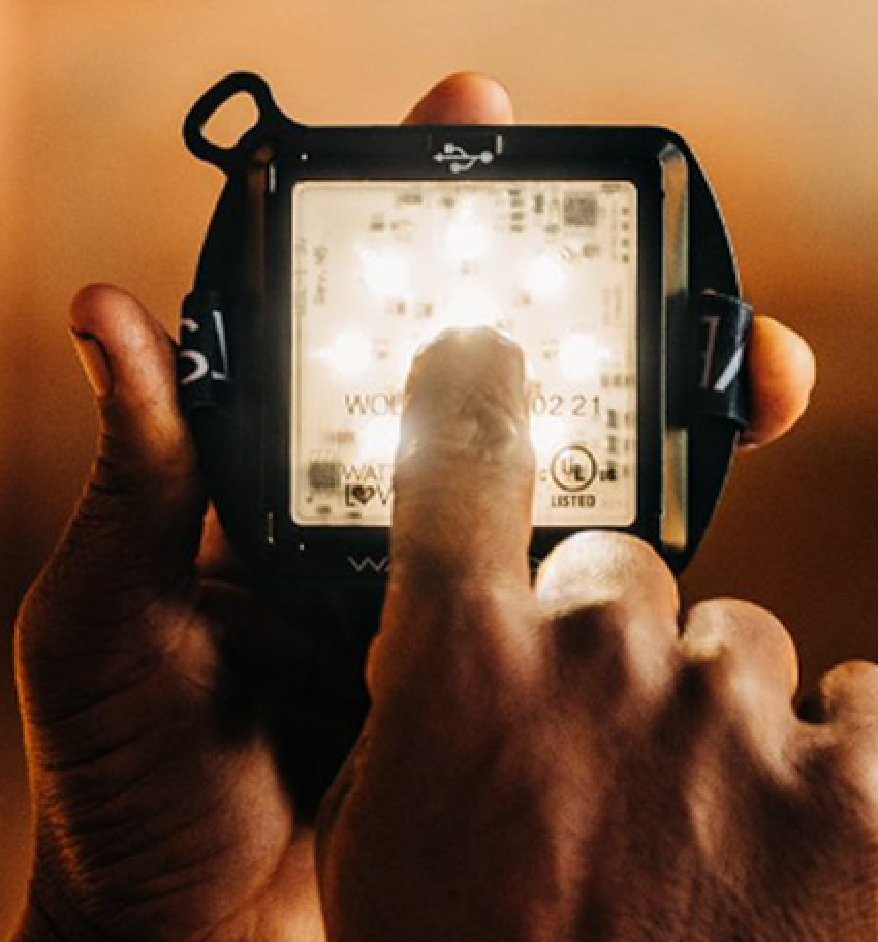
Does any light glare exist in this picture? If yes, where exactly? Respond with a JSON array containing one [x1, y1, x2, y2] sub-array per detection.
[[327, 330, 373, 375], [443, 283, 501, 328], [523, 251, 566, 298], [559, 334, 608, 379], [361, 416, 401, 457], [445, 207, 491, 262], [530, 415, 565, 455], [360, 247, 410, 297]]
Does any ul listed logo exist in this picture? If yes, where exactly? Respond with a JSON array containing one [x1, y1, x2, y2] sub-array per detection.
[[551, 445, 597, 493]]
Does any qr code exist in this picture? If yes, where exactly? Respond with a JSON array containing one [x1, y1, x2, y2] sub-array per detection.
[[308, 459, 342, 491], [563, 193, 598, 227]]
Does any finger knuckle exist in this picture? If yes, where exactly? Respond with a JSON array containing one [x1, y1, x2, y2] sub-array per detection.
[[535, 531, 671, 608], [803, 661, 878, 726], [796, 663, 878, 816], [827, 660, 878, 699], [682, 599, 797, 698]]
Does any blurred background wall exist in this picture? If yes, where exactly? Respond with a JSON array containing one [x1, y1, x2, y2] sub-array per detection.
[[1, 0, 877, 928]]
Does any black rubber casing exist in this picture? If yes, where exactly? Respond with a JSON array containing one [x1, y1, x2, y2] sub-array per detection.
[[182, 72, 751, 586]]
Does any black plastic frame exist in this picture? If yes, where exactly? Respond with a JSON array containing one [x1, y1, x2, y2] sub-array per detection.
[[183, 72, 744, 584]]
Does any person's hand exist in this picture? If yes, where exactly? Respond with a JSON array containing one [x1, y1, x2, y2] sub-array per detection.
[[317, 328, 875, 941], [11, 72, 815, 942]]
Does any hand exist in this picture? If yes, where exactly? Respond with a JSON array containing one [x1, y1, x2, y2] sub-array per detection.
[[317, 329, 876, 942], [11, 73, 815, 942]]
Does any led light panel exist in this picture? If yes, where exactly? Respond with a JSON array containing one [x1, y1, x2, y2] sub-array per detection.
[[291, 180, 638, 527]]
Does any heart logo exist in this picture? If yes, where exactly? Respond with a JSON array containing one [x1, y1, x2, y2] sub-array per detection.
[[349, 485, 377, 505]]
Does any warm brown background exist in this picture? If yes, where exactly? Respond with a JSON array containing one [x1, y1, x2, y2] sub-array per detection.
[[1, 0, 877, 930]]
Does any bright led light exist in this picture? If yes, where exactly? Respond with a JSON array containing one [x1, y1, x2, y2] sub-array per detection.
[[293, 180, 638, 530], [361, 415, 401, 457], [326, 330, 373, 375], [445, 207, 491, 262], [530, 415, 565, 455], [559, 333, 609, 380], [359, 247, 410, 297], [523, 251, 566, 298], [443, 283, 501, 328]]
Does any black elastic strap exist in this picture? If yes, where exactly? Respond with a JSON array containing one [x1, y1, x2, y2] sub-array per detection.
[[179, 289, 231, 413], [696, 290, 753, 428]]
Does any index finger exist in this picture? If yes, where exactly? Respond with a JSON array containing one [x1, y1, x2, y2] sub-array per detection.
[[385, 77, 532, 597], [369, 330, 537, 701], [390, 329, 535, 588]]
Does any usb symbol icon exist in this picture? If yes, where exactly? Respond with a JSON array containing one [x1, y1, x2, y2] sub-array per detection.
[[433, 142, 495, 174]]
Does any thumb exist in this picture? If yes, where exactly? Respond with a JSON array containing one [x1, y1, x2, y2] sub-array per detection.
[[22, 284, 203, 652]]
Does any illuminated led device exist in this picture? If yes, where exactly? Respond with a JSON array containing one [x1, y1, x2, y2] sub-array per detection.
[[181, 72, 753, 583]]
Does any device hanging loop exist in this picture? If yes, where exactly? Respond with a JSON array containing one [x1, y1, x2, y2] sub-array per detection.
[[184, 71, 287, 172]]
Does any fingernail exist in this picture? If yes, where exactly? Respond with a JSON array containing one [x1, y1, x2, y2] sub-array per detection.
[[70, 329, 114, 398]]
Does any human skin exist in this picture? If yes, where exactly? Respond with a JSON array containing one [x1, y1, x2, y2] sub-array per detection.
[[317, 330, 878, 941], [9, 73, 821, 942]]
